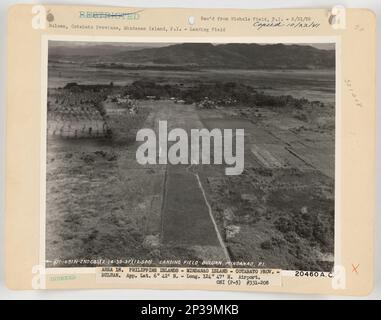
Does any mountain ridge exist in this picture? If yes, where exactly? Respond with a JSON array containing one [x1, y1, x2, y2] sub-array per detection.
[[49, 43, 335, 70]]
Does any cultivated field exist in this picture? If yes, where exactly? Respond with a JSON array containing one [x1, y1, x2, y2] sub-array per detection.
[[46, 61, 335, 271]]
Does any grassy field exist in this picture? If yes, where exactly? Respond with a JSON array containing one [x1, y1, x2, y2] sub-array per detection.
[[196, 103, 334, 270], [45, 103, 155, 266]]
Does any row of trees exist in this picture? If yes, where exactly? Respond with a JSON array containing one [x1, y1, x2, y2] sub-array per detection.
[[125, 80, 314, 109]]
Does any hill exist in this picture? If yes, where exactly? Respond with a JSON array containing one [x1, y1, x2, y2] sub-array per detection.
[[49, 43, 335, 70]]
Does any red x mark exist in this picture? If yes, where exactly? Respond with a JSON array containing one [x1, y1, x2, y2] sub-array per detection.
[[352, 264, 360, 274]]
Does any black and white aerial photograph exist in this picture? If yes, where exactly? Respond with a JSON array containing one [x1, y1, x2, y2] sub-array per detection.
[[45, 40, 335, 271]]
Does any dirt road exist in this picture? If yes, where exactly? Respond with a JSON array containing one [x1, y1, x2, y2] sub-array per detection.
[[140, 100, 230, 262]]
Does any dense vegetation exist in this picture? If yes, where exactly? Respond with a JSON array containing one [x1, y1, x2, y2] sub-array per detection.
[[125, 80, 312, 108]]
